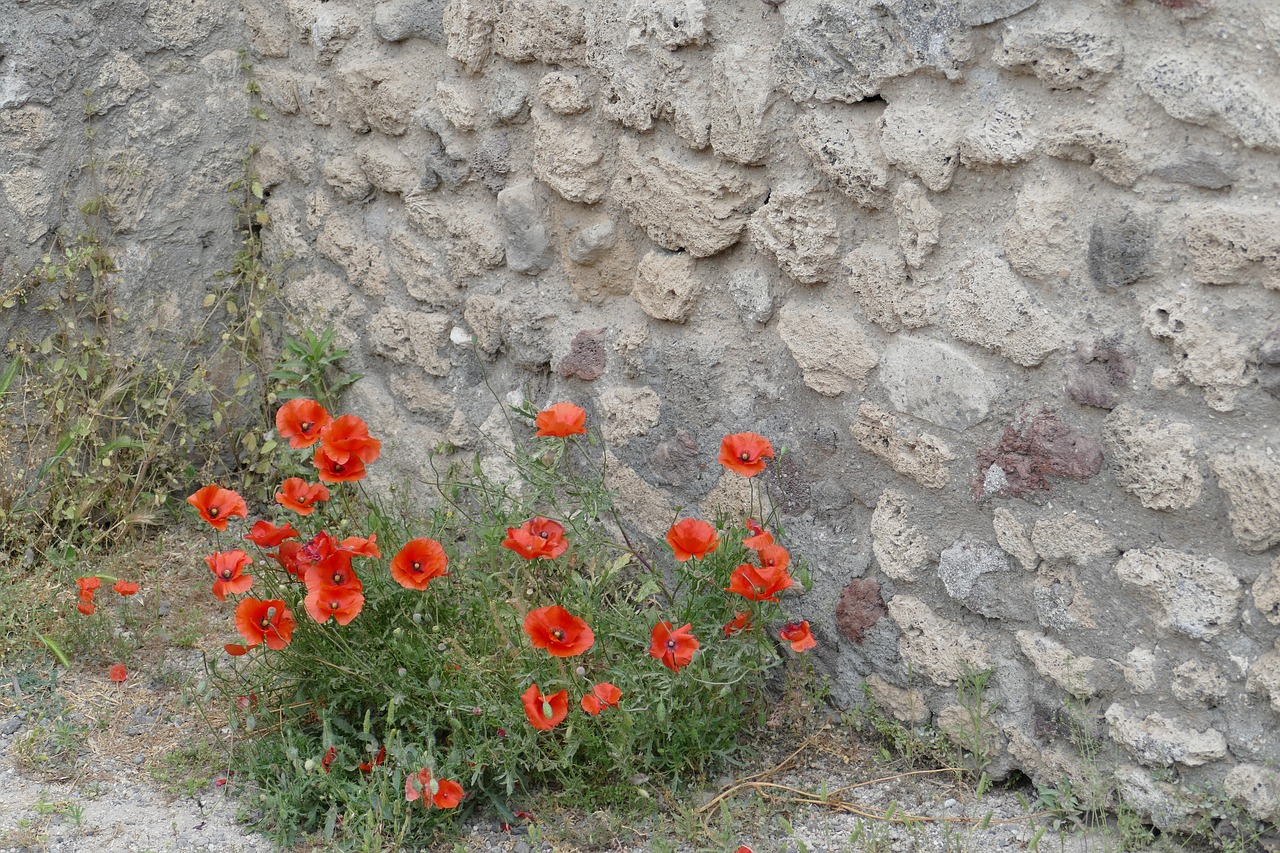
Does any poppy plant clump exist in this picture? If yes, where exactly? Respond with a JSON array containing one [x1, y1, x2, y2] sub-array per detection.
[[194, 395, 815, 844]]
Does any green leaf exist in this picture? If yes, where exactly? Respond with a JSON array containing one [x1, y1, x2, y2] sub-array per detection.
[[251, 181, 264, 200]]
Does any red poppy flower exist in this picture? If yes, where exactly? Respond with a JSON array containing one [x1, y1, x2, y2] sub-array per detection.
[[187, 485, 249, 530], [723, 612, 752, 637], [390, 538, 449, 590], [321, 746, 337, 773], [206, 550, 254, 601], [339, 534, 380, 558], [319, 414, 381, 466], [502, 517, 568, 560], [234, 598, 296, 650], [276, 478, 330, 515], [304, 584, 365, 625], [224, 643, 248, 656], [313, 444, 367, 483], [580, 682, 621, 716], [358, 746, 386, 772], [726, 563, 793, 603], [648, 622, 699, 672], [665, 518, 720, 562], [245, 520, 300, 548], [743, 519, 774, 550], [113, 579, 139, 596], [77, 600, 96, 616], [272, 540, 306, 577], [757, 544, 791, 573], [535, 402, 587, 438], [76, 576, 101, 595], [523, 605, 594, 657], [108, 663, 127, 683], [521, 684, 569, 730], [275, 398, 333, 449], [779, 621, 817, 652], [302, 548, 361, 593], [718, 433, 775, 478], [405, 768, 464, 809]]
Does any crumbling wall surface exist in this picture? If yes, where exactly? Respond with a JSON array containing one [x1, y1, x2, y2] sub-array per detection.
[[0, 0, 249, 351], [248, 0, 1280, 823]]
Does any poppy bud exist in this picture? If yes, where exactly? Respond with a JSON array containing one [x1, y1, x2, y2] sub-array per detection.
[[393, 627, 403, 636], [304, 759, 316, 773], [437, 643, 448, 652], [575, 666, 586, 677], [397, 667, 407, 676], [542, 700, 554, 719], [413, 612, 423, 623], [471, 706, 483, 716]]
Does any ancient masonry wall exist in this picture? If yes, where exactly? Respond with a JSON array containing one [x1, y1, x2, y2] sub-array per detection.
[[6, 0, 1280, 827]]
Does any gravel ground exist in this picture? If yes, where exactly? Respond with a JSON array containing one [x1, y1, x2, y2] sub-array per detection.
[[0, 693, 1135, 853]]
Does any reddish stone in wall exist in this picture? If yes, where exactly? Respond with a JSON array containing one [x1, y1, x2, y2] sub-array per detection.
[[973, 406, 1104, 501], [835, 577, 885, 644], [557, 328, 606, 381]]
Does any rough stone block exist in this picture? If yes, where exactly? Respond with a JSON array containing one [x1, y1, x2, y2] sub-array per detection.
[[444, 0, 496, 72], [494, 0, 586, 65], [536, 71, 590, 115], [1115, 548, 1241, 640], [1122, 648, 1159, 694], [1088, 205, 1156, 288], [1248, 642, 1280, 713], [1034, 566, 1095, 631], [992, 508, 1037, 571], [797, 110, 891, 210], [405, 190, 507, 278], [337, 64, 420, 135], [1016, 631, 1099, 698], [374, 0, 447, 44], [557, 327, 606, 381], [835, 577, 886, 644], [1208, 449, 1280, 553], [435, 80, 481, 131], [852, 403, 955, 490], [91, 52, 151, 115], [598, 386, 660, 445], [938, 534, 1024, 618], [865, 674, 930, 725], [317, 216, 390, 297], [1143, 297, 1252, 412], [775, 0, 965, 104], [359, 141, 422, 196], [311, 6, 362, 65], [959, 0, 1038, 25], [1170, 660, 1227, 708], [893, 181, 939, 270], [624, 0, 709, 51], [469, 132, 511, 193], [1030, 515, 1116, 565], [485, 72, 530, 124], [369, 307, 453, 375], [973, 407, 1103, 501], [749, 184, 841, 285], [726, 269, 774, 325], [1184, 206, 1280, 290], [778, 304, 879, 396], [1151, 151, 1238, 190], [612, 137, 767, 258], [945, 252, 1061, 367], [568, 220, 616, 266], [994, 22, 1122, 91], [1141, 55, 1280, 153], [145, 0, 221, 51], [1064, 336, 1134, 409], [497, 180, 552, 275], [708, 43, 773, 165], [463, 294, 505, 355], [633, 249, 701, 323], [870, 490, 929, 582], [390, 228, 461, 307], [1103, 407, 1202, 511], [245, 0, 292, 56], [533, 112, 608, 204], [843, 245, 932, 333], [960, 103, 1037, 167], [1003, 174, 1085, 282], [1225, 764, 1280, 822], [1253, 557, 1280, 627], [1104, 705, 1228, 767], [322, 153, 373, 201], [1044, 117, 1143, 186], [880, 98, 963, 192], [887, 595, 991, 687], [877, 336, 998, 431]]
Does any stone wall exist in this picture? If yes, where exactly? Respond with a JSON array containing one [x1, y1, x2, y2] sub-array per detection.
[[0, 0, 249, 351], [7, 0, 1280, 828]]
